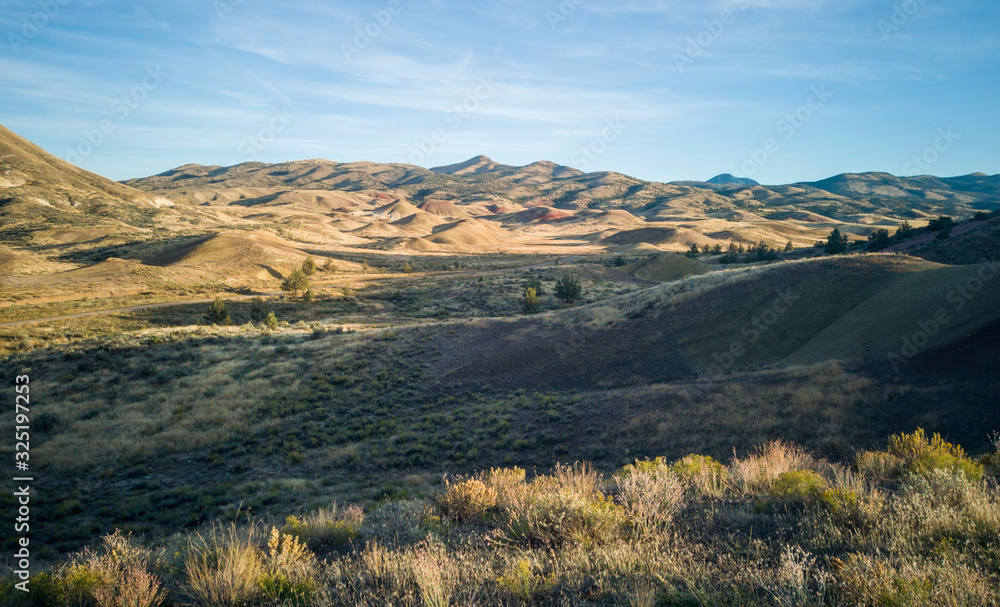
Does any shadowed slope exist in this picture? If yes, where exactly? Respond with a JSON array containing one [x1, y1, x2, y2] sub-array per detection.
[[434, 255, 1000, 391]]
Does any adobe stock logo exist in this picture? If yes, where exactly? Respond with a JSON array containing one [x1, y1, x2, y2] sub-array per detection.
[[700, 288, 800, 376], [731, 85, 834, 180], [546, 0, 585, 30], [569, 117, 625, 171], [238, 105, 295, 161], [673, 0, 751, 72], [902, 128, 959, 175], [64, 66, 167, 165], [398, 75, 497, 166], [341, 0, 404, 62], [878, 0, 930, 41], [7, 0, 70, 54]]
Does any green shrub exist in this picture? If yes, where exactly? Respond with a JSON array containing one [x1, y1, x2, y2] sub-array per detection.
[[617, 456, 669, 477], [979, 452, 1000, 479], [281, 505, 364, 551], [522, 275, 544, 295], [671, 454, 728, 496], [0, 573, 64, 606], [886, 428, 983, 482], [496, 560, 554, 602], [768, 470, 828, 506], [258, 571, 318, 605], [497, 464, 625, 547], [52, 566, 105, 606], [818, 487, 869, 527]]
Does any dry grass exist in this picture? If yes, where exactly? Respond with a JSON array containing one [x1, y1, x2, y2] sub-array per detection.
[[183, 522, 264, 607], [729, 439, 818, 494], [7, 432, 1000, 606]]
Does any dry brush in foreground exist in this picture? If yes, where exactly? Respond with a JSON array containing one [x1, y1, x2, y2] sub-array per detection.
[[2, 429, 999, 606]]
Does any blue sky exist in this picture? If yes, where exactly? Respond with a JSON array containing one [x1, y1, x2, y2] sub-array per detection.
[[1, 0, 997, 184]]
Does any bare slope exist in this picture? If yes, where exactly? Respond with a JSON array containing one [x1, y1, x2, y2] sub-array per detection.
[[620, 252, 712, 282]]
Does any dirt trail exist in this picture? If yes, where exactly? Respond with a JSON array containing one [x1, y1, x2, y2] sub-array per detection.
[[0, 256, 584, 327]]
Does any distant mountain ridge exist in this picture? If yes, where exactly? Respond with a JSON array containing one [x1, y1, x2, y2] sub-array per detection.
[[125, 153, 1000, 222], [2, 117, 998, 246], [707, 173, 760, 186]]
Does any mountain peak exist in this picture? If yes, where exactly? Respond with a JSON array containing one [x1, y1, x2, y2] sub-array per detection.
[[706, 173, 759, 186], [431, 155, 507, 175]]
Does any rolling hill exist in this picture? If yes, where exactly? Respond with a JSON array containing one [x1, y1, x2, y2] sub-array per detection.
[[0, 124, 174, 244]]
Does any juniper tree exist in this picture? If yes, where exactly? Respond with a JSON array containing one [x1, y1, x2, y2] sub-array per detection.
[[250, 296, 269, 322], [554, 275, 582, 304], [281, 269, 309, 297], [824, 229, 849, 255], [302, 256, 317, 276], [207, 297, 230, 325]]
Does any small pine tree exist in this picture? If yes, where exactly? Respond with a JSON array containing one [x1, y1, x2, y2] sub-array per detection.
[[712, 244, 723, 255], [701, 244, 712, 255], [554, 275, 582, 304], [686, 243, 700, 258], [784, 240, 794, 252], [748, 240, 777, 262], [281, 269, 309, 297], [250, 296, 269, 322], [265, 311, 278, 331], [403, 261, 413, 274], [824, 228, 849, 255], [894, 221, 914, 240], [303, 288, 315, 303], [613, 255, 628, 267], [522, 287, 540, 314], [207, 297, 230, 325], [927, 216, 955, 232], [867, 229, 892, 251], [321, 257, 335, 273], [302, 257, 317, 276]]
